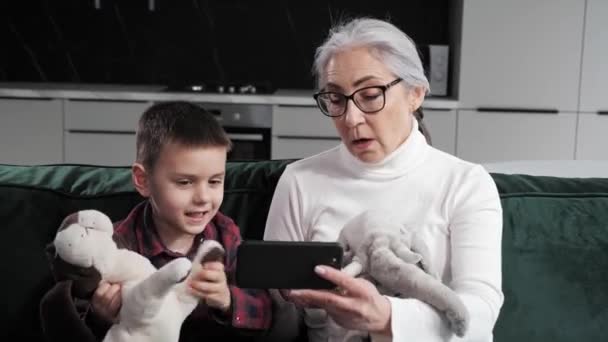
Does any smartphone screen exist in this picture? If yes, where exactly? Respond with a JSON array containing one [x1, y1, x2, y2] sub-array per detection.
[[235, 240, 343, 289]]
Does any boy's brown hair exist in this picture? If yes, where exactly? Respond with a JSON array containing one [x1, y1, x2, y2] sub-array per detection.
[[136, 101, 232, 170]]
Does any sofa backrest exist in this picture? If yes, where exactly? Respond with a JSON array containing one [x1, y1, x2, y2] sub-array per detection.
[[491, 173, 608, 341], [1, 161, 607, 341]]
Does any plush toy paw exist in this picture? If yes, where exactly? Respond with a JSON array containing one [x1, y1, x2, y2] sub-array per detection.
[[445, 307, 469, 337], [193, 239, 225, 265], [170, 258, 194, 284]]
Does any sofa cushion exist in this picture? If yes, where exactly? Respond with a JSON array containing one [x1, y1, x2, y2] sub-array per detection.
[[491, 173, 608, 341], [493, 172, 608, 194]]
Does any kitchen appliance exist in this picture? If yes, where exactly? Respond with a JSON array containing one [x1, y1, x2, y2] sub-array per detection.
[[196, 102, 272, 161], [419, 44, 450, 96], [165, 81, 275, 95]]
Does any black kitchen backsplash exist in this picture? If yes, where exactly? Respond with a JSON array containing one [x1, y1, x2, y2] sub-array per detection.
[[1, 0, 450, 89]]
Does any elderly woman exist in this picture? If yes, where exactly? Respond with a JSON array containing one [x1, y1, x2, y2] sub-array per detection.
[[263, 18, 503, 341]]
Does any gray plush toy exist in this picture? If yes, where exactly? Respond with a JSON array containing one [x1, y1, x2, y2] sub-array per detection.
[[336, 210, 470, 337]]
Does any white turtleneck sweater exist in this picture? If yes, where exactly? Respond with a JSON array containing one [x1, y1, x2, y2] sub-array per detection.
[[263, 119, 504, 342]]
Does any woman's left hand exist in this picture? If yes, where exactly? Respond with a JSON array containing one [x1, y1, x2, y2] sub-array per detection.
[[289, 265, 392, 336]]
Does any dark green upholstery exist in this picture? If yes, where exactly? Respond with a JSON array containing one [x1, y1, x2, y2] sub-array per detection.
[[1, 163, 607, 341], [491, 173, 608, 341]]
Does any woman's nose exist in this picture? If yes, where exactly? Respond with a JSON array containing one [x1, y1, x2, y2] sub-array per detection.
[[343, 101, 365, 127]]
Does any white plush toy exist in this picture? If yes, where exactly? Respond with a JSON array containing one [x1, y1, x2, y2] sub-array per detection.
[[336, 210, 469, 338], [53, 209, 225, 342]]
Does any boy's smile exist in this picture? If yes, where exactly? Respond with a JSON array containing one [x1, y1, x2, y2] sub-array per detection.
[[133, 142, 227, 254], [184, 210, 212, 225]]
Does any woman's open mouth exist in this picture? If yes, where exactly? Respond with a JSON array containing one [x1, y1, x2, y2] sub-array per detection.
[[352, 138, 374, 149]]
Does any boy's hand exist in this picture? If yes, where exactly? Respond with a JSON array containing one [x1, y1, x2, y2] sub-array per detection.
[[91, 281, 122, 323], [188, 261, 231, 312]]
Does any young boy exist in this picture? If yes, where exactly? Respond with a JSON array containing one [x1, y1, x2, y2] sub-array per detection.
[[43, 101, 272, 341]]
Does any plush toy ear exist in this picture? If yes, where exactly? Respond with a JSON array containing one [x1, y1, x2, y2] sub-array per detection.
[[411, 235, 437, 276], [342, 248, 354, 264], [77, 210, 114, 234], [393, 240, 423, 265], [336, 232, 353, 262], [45, 240, 102, 298], [400, 249, 423, 264], [57, 212, 80, 232]]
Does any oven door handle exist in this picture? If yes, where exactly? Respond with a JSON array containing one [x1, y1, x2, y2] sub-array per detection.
[[226, 133, 265, 142]]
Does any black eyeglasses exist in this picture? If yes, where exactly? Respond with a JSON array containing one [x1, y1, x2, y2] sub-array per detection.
[[313, 78, 403, 117]]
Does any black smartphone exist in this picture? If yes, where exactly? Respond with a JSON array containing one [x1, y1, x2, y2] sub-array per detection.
[[235, 240, 343, 289]]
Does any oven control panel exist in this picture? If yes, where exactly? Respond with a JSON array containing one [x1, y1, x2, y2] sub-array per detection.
[[195, 103, 272, 129]]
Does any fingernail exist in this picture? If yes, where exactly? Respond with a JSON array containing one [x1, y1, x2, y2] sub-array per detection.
[[315, 265, 326, 274]]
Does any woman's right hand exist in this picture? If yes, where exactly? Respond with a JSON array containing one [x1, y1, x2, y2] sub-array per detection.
[[281, 289, 316, 308], [289, 266, 392, 335], [91, 281, 122, 323]]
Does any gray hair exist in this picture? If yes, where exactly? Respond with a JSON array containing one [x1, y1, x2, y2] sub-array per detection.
[[312, 18, 430, 93]]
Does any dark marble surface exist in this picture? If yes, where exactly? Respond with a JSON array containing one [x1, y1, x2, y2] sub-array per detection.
[[1, 0, 450, 90]]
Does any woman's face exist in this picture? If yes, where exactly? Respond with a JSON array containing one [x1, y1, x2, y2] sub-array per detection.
[[323, 46, 425, 163]]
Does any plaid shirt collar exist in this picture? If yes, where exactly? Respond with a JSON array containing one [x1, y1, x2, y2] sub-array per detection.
[[135, 201, 218, 260]]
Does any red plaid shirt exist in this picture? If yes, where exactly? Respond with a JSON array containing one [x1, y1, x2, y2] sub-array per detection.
[[113, 201, 272, 337]]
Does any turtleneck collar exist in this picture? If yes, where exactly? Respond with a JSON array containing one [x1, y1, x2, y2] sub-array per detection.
[[338, 115, 429, 180]]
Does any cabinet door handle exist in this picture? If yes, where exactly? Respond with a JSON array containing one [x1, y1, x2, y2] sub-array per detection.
[[226, 133, 264, 142], [597, 111, 608, 115], [0, 96, 54, 101], [68, 129, 135, 135], [476, 107, 559, 114], [276, 135, 341, 140], [70, 99, 148, 104]]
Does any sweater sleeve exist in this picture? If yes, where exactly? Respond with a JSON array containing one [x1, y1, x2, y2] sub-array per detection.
[[373, 165, 504, 342]]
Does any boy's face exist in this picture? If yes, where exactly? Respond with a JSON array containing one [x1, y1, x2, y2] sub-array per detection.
[[134, 142, 227, 238]]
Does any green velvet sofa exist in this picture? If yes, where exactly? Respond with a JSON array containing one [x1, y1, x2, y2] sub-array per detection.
[[1, 160, 607, 341]]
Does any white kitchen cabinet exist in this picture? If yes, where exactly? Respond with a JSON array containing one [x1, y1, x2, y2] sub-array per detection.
[[271, 136, 340, 160], [65, 132, 136, 166], [272, 105, 340, 159], [0, 98, 63, 165], [64, 99, 151, 131], [272, 105, 338, 138], [575, 113, 608, 160], [422, 109, 456, 155], [456, 110, 577, 163], [458, 0, 584, 111], [579, 0, 608, 113], [64, 99, 151, 165]]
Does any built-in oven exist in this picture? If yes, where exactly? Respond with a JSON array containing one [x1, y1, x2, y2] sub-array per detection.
[[196, 103, 272, 161]]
